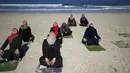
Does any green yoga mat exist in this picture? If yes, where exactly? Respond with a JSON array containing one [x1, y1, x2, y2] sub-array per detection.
[[0, 60, 19, 72], [63, 35, 73, 38], [85, 45, 105, 51]]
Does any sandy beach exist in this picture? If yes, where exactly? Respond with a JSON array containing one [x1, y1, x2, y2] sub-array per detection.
[[0, 13, 130, 73]]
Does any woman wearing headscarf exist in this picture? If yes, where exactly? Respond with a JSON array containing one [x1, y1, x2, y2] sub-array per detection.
[[0, 28, 22, 62], [50, 22, 62, 44], [39, 31, 63, 68], [61, 22, 72, 36], [82, 23, 101, 45], [19, 20, 34, 42], [68, 14, 77, 26], [79, 14, 89, 26]]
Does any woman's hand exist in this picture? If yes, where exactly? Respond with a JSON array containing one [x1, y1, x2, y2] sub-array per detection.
[[15, 49, 19, 56], [83, 38, 87, 42], [0, 49, 4, 56], [51, 58, 56, 65], [45, 58, 51, 65]]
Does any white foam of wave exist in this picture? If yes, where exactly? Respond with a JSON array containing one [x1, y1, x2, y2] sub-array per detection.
[[103, 7, 127, 10], [64, 5, 76, 8], [108, 6, 130, 9], [87, 5, 111, 8], [0, 4, 130, 9], [0, 8, 106, 12], [87, 5, 130, 10], [0, 4, 77, 8], [87, 5, 130, 8], [0, 4, 63, 7]]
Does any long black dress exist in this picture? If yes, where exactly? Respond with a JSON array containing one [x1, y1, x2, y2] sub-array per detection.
[[19, 26, 34, 42], [39, 39, 63, 68], [0, 36, 22, 61], [68, 18, 77, 26], [50, 27, 62, 44], [82, 27, 101, 45], [80, 17, 89, 26]]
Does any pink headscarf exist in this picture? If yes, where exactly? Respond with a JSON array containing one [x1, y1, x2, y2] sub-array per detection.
[[8, 28, 19, 43], [47, 31, 56, 45]]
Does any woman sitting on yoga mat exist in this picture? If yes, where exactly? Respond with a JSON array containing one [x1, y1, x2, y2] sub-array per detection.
[[79, 14, 89, 26], [39, 31, 63, 68], [61, 22, 72, 36], [68, 14, 77, 26], [50, 22, 62, 44], [0, 28, 22, 63], [82, 23, 101, 45], [19, 20, 34, 42]]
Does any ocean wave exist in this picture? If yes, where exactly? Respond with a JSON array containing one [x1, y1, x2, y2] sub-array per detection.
[[0, 9, 103, 11], [0, 4, 63, 7], [0, 4, 130, 12], [0, 8, 128, 12], [86, 5, 130, 8], [0, 4, 130, 8]]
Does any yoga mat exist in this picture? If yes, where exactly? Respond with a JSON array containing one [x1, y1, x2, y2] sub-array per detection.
[[63, 35, 73, 38], [85, 45, 105, 51], [35, 64, 62, 73], [0, 60, 19, 72]]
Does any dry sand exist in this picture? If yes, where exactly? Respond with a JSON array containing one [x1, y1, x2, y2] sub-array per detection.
[[0, 13, 130, 73]]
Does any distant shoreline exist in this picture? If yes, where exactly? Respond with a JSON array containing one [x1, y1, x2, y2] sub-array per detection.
[[0, 4, 130, 13]]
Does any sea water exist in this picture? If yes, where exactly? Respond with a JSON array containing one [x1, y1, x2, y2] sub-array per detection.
[[0, 4, 130, 13]]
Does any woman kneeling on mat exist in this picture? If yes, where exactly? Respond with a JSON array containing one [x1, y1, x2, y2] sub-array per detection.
[[50, 22, 62, 44], [68, 14, 77, 26], [19, 20, 34, 42], [0, 28, 22, 63], [79, 14, 89, 26], [39, 31, 63, 68], [61, 22, 72, 36], [82, 23, 101, 45]]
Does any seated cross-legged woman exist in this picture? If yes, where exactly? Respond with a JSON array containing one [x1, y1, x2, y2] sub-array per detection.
[[82, 23, 101, 45], [61, 22, 72, 36], [39, 32, 63, 69], [79, 14, 89, 26], [68, 14, 77, 26]]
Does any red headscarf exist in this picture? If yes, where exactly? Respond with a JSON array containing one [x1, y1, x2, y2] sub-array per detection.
[[8, 28, 19, 43], [53, 22, 59, 37]]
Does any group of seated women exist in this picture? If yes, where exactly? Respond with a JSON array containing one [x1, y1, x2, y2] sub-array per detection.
[[0, 14, 101, 72], [0, 20, 34, 63], [68, 14, 89, 27]]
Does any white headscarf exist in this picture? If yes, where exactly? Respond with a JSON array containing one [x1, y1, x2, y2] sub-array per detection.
[[47, 31, 56, 45]]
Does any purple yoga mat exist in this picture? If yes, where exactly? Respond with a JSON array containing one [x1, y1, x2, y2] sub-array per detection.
[[35, 64, 62, 73]]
